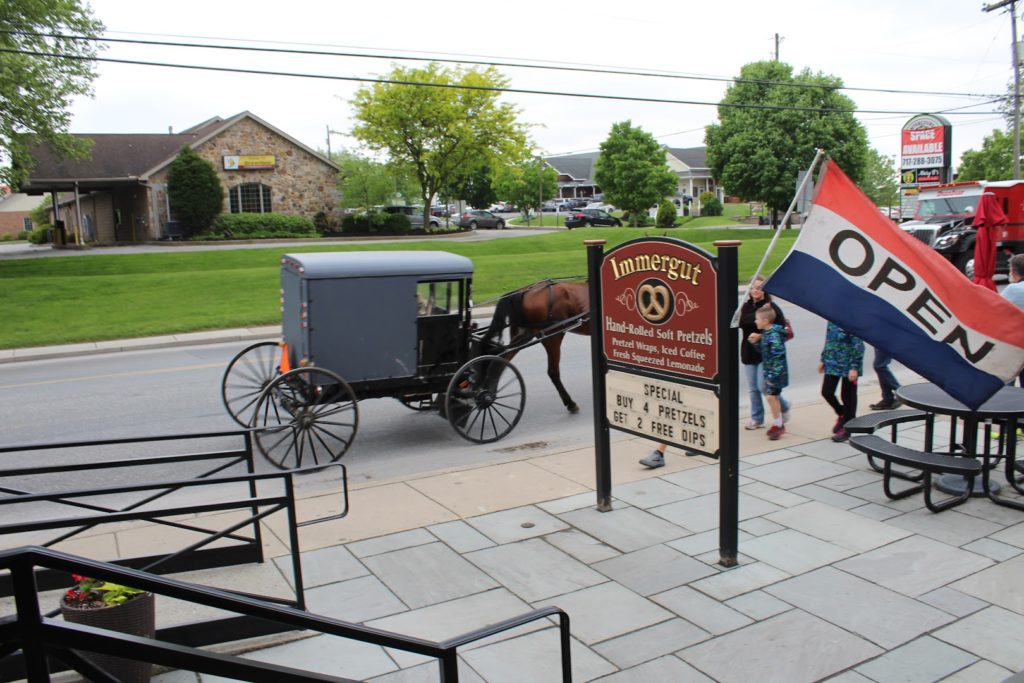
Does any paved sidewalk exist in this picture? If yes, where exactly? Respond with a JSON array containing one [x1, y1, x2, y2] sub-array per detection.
[[6, 401, 1022, 682]]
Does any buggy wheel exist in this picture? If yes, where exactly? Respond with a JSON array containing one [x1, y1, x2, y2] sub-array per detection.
[[445, 355, 525, 443], [251, 367, 358, 469], [222, 342, 282, 427], [397, 393, 436, 411]]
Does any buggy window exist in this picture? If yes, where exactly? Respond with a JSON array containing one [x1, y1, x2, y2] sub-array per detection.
[[417, 280, 457, 316]]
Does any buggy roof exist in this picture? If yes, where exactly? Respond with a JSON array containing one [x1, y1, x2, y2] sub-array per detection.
[[281, 251, 473, 279]]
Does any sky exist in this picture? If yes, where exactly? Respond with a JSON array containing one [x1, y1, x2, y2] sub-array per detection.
[[66, 0, 1015, 173]]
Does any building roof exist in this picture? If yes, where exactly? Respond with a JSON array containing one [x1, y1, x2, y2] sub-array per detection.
[[0, 192, 43, 213], [545, 147, 710, 182], [543, 152, 599, 182], [667, 147, 708, 170], [21, 111, 338, 194]]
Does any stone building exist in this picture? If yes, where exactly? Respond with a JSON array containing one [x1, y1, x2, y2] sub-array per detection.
[[20, 111, 341, 244]]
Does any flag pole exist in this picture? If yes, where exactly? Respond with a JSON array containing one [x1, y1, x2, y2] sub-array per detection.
[[731, 148, 827, 327]]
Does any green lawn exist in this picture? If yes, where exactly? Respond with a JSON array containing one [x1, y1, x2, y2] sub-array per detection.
[[0, 228, 798, 349]]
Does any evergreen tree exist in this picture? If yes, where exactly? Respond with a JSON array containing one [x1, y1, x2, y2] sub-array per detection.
[[167, 147, 223, 237]]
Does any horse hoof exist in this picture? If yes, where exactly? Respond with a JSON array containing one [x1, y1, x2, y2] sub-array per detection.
[[567, 403, 580, 414]]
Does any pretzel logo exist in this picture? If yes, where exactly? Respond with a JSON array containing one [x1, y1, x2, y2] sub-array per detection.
[[636, 279, 674, 324]]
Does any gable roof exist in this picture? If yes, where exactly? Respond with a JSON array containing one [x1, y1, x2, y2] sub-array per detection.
[[543, 151, 600, 182], [667, 147, 708, 170], [22, 111, 338, 193]]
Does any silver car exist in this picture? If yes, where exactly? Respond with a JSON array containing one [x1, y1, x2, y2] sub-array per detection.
[[457, 210, 506, 230]]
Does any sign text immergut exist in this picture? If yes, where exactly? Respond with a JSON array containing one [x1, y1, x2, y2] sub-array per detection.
[[608, 253, 702, 284]]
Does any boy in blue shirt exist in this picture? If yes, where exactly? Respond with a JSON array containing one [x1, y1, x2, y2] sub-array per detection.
[[749, 305, 789, 440]]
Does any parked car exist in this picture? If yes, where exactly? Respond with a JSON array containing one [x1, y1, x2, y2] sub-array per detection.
[[565, 208, 622, 229], [568, 198, 590, 209], [458, 209, 505, 230], [542, 200, 572, 212], [381, 205, 440, 229]]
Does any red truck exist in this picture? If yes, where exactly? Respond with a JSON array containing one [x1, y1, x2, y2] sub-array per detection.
[[900, 179, 1024, 276]]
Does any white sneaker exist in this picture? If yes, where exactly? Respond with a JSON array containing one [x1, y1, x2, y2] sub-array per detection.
[[639, 450, 665, 468], [744, 420, 764, 430]]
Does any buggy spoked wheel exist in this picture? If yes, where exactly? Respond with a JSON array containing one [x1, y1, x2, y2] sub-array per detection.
[[445, 355, 525, 443], [397, 393, 436, 411], [251, 367, 358, 469], [222, 342, 282, 427]]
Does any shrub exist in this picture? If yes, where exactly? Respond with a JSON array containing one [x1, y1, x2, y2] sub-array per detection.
[[209, 213, 316, 239], [656, 200, 677, 228], [167, 146, 223, 237], [341, 211, 410, 235], [702, 197, 724, 216], [1, 233, 12, 242], [27, 226, 50, 244]]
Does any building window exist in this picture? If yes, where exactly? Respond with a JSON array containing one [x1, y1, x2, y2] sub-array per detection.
[[22, 217, 33, 232], [229, 183, 272, 213]]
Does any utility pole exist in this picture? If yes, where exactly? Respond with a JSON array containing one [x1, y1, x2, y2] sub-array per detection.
[[774, 33, 782, 61], [325, 125, 331, 158], [984, 0, 1021, 179]]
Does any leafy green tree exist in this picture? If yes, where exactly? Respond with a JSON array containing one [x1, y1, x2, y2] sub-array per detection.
[[167, 147, 223, 237], [351, 63, 529, 231], [594, 121, 678, 226], [656, 200, 677, 228], [860, 147, 899, 207], [705, 61, 868, 221], [334, 150, 418, 209], [957, 128, 1015, 181], [445, 162, 499, 210], [1, 1, 104, 187], [493, 159, 557, 223]]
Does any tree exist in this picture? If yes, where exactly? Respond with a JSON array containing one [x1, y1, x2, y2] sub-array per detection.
[[444, 162, 498, 210], [860, 147, 899, 207], [351, 63, 529, 231], [957, 128, 1015, 181], [167, 147, 223, 237], [334, 150, 418, 209], [1, 2, 104, 187], [493, 159, 557, 223], [705, 61, 868, 221], [593, 121, 678, 226]]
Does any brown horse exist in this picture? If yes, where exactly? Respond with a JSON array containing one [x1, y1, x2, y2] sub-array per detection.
[[481, 280, 591, 413]]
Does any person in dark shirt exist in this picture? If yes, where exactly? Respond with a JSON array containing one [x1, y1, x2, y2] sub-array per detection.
[[749, 305, 789, 440], [738, 276, 791, 430]]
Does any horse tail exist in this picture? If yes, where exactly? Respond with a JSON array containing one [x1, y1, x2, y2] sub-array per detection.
[[481, 290, 524, 350]]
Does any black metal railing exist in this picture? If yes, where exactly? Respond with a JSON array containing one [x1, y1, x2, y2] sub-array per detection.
[[0, 430, 351, 679], [0, 546, 572, 682]]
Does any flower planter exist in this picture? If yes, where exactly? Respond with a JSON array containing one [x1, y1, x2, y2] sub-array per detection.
[[60, 591, 155, 683]]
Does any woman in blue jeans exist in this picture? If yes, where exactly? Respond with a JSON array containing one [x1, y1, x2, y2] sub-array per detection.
[[738, 277, 791, 429]]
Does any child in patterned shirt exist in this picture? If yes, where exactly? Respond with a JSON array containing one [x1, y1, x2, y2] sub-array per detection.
[[749, 305, 789, 440], [819, 321, 864, 442]]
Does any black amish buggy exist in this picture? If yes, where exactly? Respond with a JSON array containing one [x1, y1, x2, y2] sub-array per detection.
[[222, 251, 529, 468]]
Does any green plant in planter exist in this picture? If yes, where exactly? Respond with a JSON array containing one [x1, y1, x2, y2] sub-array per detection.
[[64, 574, 145, 608]]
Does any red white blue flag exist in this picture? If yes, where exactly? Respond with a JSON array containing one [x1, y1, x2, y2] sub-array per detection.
[[765, 160, 1024, 409]]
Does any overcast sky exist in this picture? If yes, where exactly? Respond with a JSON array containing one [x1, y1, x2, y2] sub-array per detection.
[[68, 0, 1014, 173]]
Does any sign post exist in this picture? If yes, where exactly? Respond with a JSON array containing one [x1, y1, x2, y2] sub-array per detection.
[[590, 236, 741, 565]]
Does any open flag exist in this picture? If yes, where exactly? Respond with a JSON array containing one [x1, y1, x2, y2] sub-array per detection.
[[764, 159, 1024, 409]]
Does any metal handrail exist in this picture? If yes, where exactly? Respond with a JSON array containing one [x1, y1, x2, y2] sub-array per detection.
[[1, 546, 573, 683]]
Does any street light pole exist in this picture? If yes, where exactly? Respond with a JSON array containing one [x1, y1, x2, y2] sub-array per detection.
[[984, 0, 1021, 179]]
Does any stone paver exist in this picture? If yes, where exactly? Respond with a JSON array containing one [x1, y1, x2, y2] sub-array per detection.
[[559, 505, 689, 553], [466, 538, 605, 602], [948, 553, 1024, 616], [591, 618, 710, 670], [766, 567, 956, 649], [933, 606, 1024, 672], [538, 581, 672, 645], [678, 610, 882, 683], [592, 544, 717, 595], [853, 636, 976, 683], [361, 542, 498, 609], [766, 500, 912, 552]]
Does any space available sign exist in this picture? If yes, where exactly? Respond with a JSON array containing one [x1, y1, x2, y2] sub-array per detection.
[[901, 114, 952, 173], [600, 240, 718, 381]]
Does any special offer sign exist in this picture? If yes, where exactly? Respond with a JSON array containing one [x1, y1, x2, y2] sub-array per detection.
[[600, 239, 718, 381]]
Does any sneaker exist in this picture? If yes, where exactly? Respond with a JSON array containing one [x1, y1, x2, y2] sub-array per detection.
[[832, 416, 845, 434], [744, 420, 764, 430], [869, 399, 901, 410], [766, 424, 785, 440], [639, 450, 665, 469], [832, 428, 849, 442]]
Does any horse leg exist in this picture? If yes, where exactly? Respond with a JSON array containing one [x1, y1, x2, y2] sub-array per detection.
[[542, 334, 579, 413]]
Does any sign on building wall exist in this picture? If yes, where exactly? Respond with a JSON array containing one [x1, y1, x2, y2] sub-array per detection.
[[223, 155, 276, 170]]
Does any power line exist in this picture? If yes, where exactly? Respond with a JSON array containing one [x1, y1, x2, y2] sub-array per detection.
[[0, 29, 1004, 101], [0, 47, 1004, 117]]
